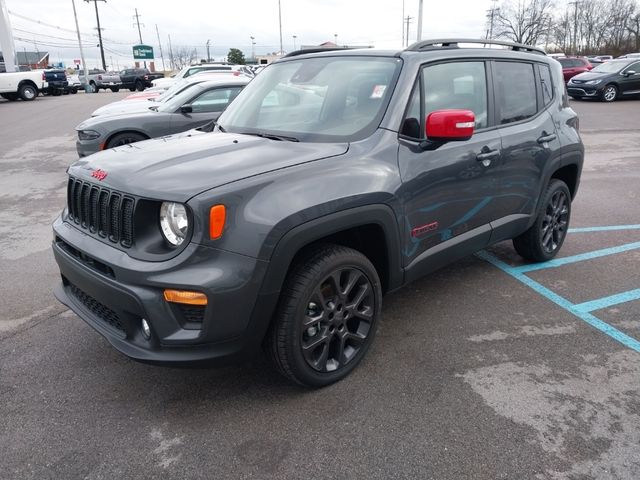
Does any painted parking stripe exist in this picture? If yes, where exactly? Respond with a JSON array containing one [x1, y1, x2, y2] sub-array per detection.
[[513, 241, 640, 273], [569, 224, 640, 233], [476, 250, 640, 353], [573, 289, 640, 313]]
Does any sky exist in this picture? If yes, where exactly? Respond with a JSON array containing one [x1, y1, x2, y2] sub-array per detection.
[[4, 0, 495, 69]]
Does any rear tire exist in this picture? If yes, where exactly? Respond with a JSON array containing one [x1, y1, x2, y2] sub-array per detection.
[[18, 83, 38, 101], [266, 244, 382, 388], [70, 88, 78, 94], [135, 80, 144, 91], [601, 84, 618, 102], [513, 179, 571, 262], [106, 131, 148, 149], [110, 86, 120, 93]]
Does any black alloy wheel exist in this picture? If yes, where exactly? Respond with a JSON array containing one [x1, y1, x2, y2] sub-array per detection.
[[540, 189, 569, 255], [301, 267, 375, 373], [267, 245, 382, 387], [513, 179, 571, 262]]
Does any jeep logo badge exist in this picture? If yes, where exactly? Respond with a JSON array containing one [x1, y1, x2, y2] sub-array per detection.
[[91, 169, 108, 181]]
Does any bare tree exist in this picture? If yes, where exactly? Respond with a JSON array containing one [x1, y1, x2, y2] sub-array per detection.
[[629, 13, 640, 51], [495, 0, 555, 45], [171, 48, 198, 69]]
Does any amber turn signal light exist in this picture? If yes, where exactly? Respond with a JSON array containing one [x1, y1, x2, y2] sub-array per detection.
[[209, 205, 226, 240], [163, 289, 208, 306]]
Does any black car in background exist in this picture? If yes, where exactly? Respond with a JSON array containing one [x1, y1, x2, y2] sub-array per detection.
[[119, 68, 165, 91], [567, 58, 640, 101]]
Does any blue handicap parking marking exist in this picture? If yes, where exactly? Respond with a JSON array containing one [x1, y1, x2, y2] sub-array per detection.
[[476, 224, 640, 353]]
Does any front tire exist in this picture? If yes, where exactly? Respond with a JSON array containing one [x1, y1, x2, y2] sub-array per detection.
[[601, 84, 618, 102], [135, 80, 144, 91], [267, 245, 382, 387], [110, 86, 120, 93], [106, 131, 148, 148], [513, 179, 571, 262]]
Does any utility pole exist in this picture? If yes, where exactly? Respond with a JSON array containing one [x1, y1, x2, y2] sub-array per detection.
[[487, 0, 499, 39], [251, 35, 256, 59], [405, 15, 413, 47], [133, 8, 144, 43], [167, 34, 174, 70], [569, 1, 580, 55], [292, 35, 296, 51], [416, 0, 424, 42], [71, 0, 89, 88], [278, 0, 283, 54], [206, 39, 211, 62], [334, 33, 338, 45], [85, 0, 106, 71], [155, 24, 165, 71], [133, 8, 145, 67]]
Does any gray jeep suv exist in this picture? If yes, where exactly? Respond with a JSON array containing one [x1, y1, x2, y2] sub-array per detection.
[[52, 39, 584, 387]]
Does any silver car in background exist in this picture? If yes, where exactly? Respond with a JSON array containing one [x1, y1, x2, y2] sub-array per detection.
[[75, 76, 249, 157]]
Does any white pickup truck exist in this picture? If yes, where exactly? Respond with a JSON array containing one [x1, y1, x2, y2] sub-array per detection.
[[0, 70, 47, 101]]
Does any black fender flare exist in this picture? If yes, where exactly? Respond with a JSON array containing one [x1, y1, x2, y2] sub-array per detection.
[[240, 204, 404, 353], [260, 204, 404, 296]]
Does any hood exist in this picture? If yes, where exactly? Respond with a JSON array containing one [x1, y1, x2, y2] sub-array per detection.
[[77, 109, 161, 131], [570, 70, 616, 82], [68, 132, 349, 201], [92, 99, 158, 117]]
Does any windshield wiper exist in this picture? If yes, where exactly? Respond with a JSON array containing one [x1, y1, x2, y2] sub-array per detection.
[[241, 132, 299, 142]]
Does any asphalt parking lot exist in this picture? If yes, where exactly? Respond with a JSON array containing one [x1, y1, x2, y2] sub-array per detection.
[[1, 92, 639, 479]]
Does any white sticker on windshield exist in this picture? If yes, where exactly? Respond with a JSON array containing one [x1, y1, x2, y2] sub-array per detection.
[[371, 85, 387, 99]]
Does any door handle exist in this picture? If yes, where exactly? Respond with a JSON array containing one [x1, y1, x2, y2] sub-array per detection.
[[537, 133, 557, 144], [476, 149, 500, 162]]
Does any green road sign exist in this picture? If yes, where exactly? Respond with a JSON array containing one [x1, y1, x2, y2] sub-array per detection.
[[133, 44, 154, 60]]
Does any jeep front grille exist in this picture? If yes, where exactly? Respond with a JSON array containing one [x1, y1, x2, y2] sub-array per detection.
[[67, 177, 135, 247]]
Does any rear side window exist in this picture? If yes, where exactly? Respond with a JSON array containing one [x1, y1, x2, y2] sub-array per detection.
[[190, 87, 243, 113], [539, 64, 554, 106], [494, 62, 537, 125], [421, 61, 488, 129]]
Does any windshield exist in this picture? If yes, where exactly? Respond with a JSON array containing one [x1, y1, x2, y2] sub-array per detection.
[[154, 78, 204, 103], [217, 56, 401, 142], [592, 61, 630, 73], [158, 83, 205, 112]]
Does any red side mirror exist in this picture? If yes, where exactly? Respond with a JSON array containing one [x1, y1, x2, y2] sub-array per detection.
[[425, 109, 475, 142]]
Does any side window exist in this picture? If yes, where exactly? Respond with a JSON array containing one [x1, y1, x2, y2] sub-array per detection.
[[421, 61, 488, 129], [494, 62, 537, 125], [190, 87, 243, 113], [539, 64, 554, 106], [626, 62, 640, 73]]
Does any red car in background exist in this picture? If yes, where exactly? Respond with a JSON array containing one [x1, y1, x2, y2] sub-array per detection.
[[557, 57, 594, 82]]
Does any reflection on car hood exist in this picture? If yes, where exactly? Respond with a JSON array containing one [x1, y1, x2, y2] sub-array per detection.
[[67, 132, 349, 201], [570, 71, 615, 81], [91, 99, 158, 116]]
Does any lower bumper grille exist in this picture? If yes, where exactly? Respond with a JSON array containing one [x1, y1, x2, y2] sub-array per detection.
[[69, 283, 126, 335]]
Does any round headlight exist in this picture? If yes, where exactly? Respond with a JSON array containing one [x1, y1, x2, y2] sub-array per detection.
[[160, 202, 188, 246]]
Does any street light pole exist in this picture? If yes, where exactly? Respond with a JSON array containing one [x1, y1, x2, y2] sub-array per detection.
[[250, 36, 255, 60], [416, 0, 424, 42], [278, 0, 283, 54], [71, 0, 89, 88], [292, 35, 297, 51], [206, 39, 210, 62]]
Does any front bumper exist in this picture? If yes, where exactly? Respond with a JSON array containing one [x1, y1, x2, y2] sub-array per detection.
[[52, 216, 273, 365], [567, 84, 601, 97], [76, 138, 102, 157]]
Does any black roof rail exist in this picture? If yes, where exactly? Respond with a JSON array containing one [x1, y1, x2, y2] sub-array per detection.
[[283, 47, 362, 58], [406, 38, 546, 55]]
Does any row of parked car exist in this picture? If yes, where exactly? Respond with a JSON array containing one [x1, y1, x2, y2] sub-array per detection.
[[552, 54, 640, 102], [0, 62, 260, 101]]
